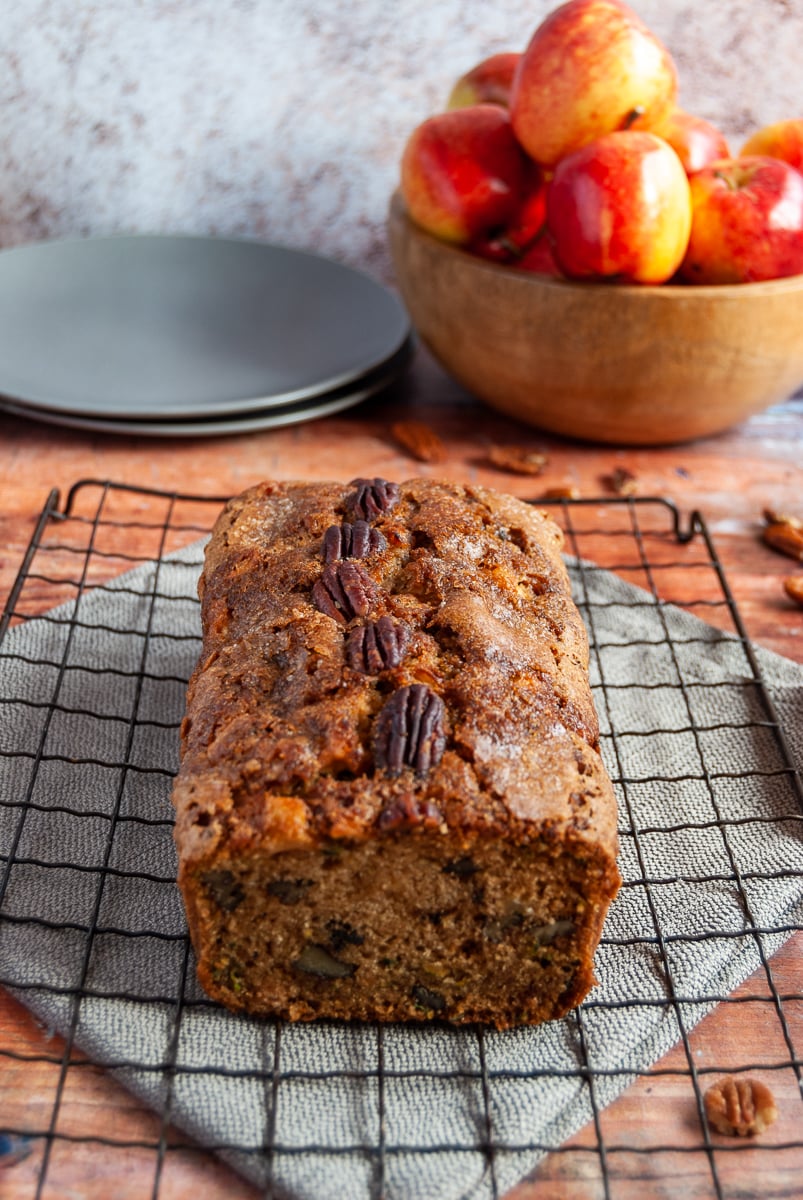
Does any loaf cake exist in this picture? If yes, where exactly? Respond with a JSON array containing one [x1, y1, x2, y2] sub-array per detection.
[[172, 477, 620, 1028]]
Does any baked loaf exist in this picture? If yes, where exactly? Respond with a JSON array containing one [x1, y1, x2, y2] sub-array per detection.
[[172, 477, 620, 1028]]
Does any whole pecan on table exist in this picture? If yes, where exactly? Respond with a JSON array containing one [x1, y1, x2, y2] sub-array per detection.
[[703, 1075, 778, 1137]]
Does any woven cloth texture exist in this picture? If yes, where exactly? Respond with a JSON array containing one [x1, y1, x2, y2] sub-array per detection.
[[1, 540, 801, 1199]]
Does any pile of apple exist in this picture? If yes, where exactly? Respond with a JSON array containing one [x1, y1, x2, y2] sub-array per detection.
[[399, 0, 803, 285]]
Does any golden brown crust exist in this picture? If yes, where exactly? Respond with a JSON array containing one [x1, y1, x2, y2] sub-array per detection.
[[172, 478, 620, 1027]]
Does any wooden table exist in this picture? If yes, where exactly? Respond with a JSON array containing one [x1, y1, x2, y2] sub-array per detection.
[[1, 348, 801, 1199]]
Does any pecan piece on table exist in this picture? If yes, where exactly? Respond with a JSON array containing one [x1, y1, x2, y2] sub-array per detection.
[[322, 520, 387, 562], [703, 1076, 778, 1137], [783, 575, 803, 607], [391, 420, 447, 464], [763, 521, 803, 561], [348, 477, 401, 520], [486, 445, 549, 476], [763, 507, 803, 531], [540, 484, 580, 500], [346, 616, 411, 673], [312, 561, 377, 625], [603, 466, 639, 496], [373, 683, 446, 776]]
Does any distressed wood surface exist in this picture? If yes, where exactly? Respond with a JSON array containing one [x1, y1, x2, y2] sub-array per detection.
[[1, 354, 801, 1198]]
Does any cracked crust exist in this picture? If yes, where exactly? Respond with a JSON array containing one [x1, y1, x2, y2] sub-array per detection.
[[172, 478, 620, 1027]]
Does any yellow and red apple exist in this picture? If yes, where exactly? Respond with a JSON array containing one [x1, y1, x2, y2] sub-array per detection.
[[400, 104, 528, 244], [546, 130, 692, 283], [510, 0, 678, 167], [447, 52, 521, 110], [740, 118, 803, 174], [647, 108, 730, 175], [680, 155, 803, 284]]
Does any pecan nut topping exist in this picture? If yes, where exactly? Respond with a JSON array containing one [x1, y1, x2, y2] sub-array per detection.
[[322, 520, 387, 562], [348, 477, 400, 520], [346, 616, 411, 674], [312, 561, 377, 625], [373, 683, 446, 776]]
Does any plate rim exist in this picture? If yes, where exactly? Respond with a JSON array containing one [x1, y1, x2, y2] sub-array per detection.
[[0, 346, 409, 438], [0, 232, 411, 419]]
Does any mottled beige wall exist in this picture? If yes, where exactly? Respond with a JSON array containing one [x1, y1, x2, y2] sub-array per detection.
[[1, 1, 800, 282]]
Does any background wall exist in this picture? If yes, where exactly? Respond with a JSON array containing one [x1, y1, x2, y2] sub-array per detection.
[[1, 0, 801, 285]]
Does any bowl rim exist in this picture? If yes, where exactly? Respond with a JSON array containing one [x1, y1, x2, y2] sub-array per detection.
[[388, 191, 803, 299]]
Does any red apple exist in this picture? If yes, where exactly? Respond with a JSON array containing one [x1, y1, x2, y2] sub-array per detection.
[[510, 0, 678, 167], [468, 166, 548, 263], [546, 130, 692, 284], [468, 233, 520, 264], [501, 164, 549, 251], [400, 104, 528, 244], [740, 119, 803, 174], [647, 107, 730, 175], [680, 155, 803, 284], [447, 52, 521, 110], [516, 232, 564, 277]]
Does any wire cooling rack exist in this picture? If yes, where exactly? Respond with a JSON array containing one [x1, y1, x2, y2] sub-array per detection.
[[0, 478, 801, 1200]]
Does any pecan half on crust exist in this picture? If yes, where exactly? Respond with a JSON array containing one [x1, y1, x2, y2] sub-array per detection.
[[373, 683, 446, 776], [322, 521, 387, 562], [348, 477, 401, 520], [312, 561, 377, 625], [346, 616, 411, 674]]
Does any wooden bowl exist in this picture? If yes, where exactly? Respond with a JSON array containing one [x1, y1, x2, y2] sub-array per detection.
[[388, 192, 803, 445]]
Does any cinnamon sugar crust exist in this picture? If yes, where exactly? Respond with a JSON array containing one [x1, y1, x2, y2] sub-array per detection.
[[172, 478, 620, 1028]]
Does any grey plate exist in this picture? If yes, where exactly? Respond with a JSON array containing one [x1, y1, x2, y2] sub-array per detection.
[[0, 234, 410, 418], [0, 342, 410, 438]]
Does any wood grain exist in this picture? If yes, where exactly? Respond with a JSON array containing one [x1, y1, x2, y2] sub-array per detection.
[[0, 356, 801, 1199]]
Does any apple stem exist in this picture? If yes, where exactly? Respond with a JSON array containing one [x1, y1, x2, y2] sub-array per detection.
[[499, 235, 525, 259], [621, 106, 645, 131]]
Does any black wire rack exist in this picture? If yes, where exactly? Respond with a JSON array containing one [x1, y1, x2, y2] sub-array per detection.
[[0, 479, 801, 1200]]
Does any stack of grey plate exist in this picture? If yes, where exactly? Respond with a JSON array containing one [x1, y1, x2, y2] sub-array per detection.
[[0, 235, 412, 437]]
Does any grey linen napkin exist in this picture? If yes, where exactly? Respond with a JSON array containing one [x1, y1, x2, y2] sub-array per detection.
[[1, 540, 802, 1200]]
